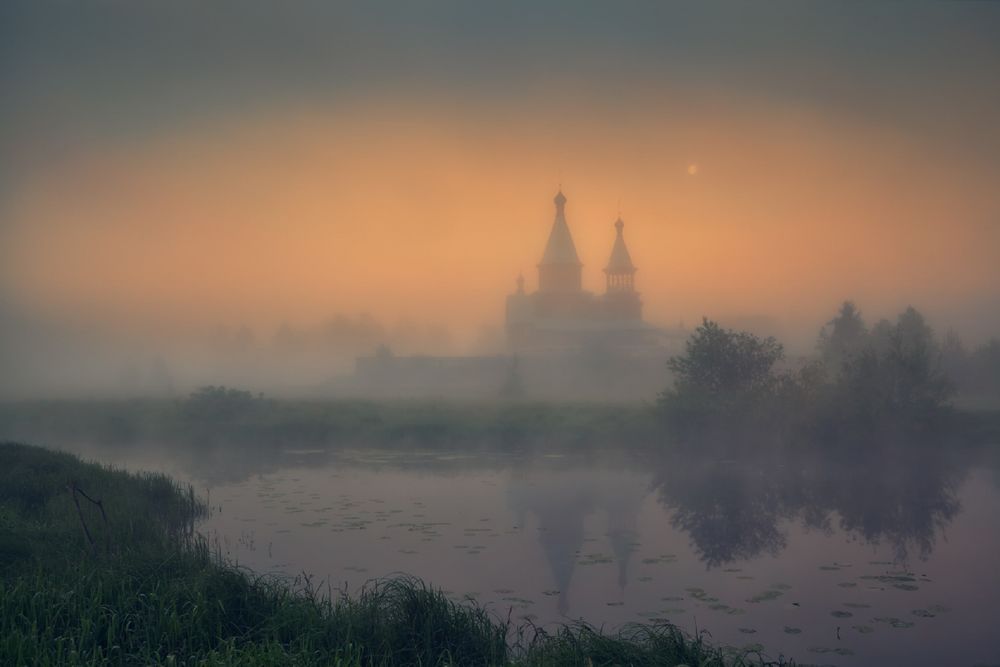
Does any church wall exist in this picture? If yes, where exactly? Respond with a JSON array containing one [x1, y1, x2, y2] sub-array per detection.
[[602, 291, 643, 321], [538, 264, 582, 293]]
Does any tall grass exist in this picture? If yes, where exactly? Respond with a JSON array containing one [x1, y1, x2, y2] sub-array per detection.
[[517, 621, 772, 666], [0, 442, 786, 666]]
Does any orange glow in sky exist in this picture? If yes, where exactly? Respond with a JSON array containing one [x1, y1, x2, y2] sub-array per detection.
[[3, 95, 998, 346]]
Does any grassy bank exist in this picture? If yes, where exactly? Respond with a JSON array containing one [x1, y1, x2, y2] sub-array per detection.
[[0, 442, 784, 666], [2, 396, 998, 457], [0, 399, 660, 452]]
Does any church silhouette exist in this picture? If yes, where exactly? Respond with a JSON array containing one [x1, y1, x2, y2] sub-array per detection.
[[506, 190, 660, 352], [353, 191, 683, 400]]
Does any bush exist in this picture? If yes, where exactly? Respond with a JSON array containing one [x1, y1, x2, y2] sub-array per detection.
[[657, 319, 799, 441], [182, 385, 262, 421]]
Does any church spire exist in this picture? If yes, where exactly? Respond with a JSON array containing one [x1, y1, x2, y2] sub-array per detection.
[[604, 217, 636, 291], [540, 190, 581, 266], [602, 215, 642, 320], [538, 190, 583, 293]]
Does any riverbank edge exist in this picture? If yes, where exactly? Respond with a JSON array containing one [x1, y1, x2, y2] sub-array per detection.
[[0, 441, 788, 666]]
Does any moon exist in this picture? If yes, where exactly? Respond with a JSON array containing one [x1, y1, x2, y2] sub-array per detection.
[[687, 164, 699, 176]]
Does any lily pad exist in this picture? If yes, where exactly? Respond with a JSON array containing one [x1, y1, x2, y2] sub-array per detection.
[[686, 588, 718, 603], [641, 554, 678, 565], [809, 647, 855, 656], [502, 596, 533, 607], [579, 553, 614, 565], [747, 589, 783, 603]]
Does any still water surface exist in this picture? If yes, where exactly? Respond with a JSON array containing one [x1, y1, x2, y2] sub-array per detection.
[[65, 442, 1000, 666]]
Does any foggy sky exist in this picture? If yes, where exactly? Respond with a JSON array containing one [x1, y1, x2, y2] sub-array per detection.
[[2, 2, 999, 361]]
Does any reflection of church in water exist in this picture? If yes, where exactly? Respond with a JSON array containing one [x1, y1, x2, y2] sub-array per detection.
[[507, 468, 647, 617], [353, 190, 682, 400]]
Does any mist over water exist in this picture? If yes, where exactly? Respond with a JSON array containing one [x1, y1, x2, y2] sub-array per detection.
[[28, 428, 1000, 667]]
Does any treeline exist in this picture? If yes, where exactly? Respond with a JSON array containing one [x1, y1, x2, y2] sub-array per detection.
[[212, 313, 456, 357], [658, 301, 1000, 447], [818, 301, 1000, 403]]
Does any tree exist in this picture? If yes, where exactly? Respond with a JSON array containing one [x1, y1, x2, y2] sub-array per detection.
[[834, 306, 952, 421], [667, 319, 784, 397], [895, 306, 935, 355], [658, 319, 787, 438], [868, 318, 894, 356], [183, 385, 261, 421], [968, 339, 1000, 396], [940, 329, 970, 390], [817, 301, 867, 371]]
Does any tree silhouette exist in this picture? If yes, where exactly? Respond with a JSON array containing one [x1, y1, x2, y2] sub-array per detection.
[[818, 301, 867, 372]]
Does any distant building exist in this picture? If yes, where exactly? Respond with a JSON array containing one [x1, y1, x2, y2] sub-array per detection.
[[352, 190, 682, 400], [505, 190, 666, 352]]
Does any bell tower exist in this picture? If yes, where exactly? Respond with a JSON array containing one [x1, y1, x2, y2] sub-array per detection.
[[603, 217, 642, 320]]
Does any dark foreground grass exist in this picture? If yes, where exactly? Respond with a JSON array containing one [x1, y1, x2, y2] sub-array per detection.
[[0, 442, 786, 666]]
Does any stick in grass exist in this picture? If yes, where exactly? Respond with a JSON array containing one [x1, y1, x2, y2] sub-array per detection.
[[68, 482, 112, 555], [68, 482, 97, 554]]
